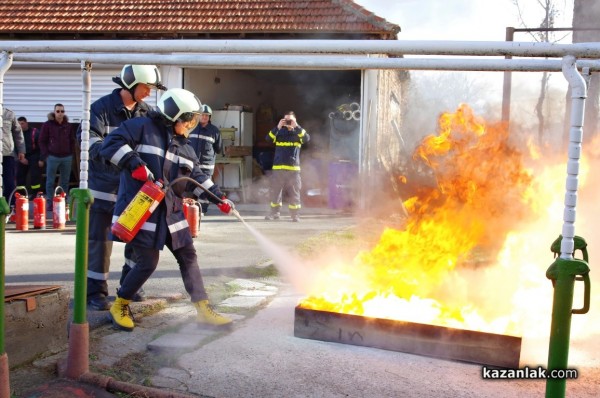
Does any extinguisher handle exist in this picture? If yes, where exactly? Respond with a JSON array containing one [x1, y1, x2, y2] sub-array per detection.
[[572, 273, 591, 315]]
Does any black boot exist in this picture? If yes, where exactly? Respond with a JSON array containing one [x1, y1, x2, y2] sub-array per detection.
[[290, 209, 300, 222], [265, 207, 280, 220]]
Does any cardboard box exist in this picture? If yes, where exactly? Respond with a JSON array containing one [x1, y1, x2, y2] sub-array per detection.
[[224, 146, 252, 157]]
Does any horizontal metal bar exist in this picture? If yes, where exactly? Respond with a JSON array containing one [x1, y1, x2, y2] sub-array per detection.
[[294, 306, 521, 368], [11, 53, 600, 71], [3, 39, 600, 58]]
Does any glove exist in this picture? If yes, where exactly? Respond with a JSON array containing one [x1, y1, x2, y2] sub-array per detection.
[[217, 197, 235, 215], [131, 165, 154, 181]]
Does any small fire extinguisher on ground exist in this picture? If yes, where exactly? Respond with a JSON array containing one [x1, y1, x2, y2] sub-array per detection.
[[53, 186, 67, 230], [33, 192, 46, 229], [14, 188, 29, 231], [112, 180, 166, 243], [183, 198, 200, 238]]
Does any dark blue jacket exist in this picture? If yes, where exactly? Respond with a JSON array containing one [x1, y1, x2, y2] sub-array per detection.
[[266, 126, 310, 171], [76, 88, 150, 212], [100, 111, 222, 250], [188, 121, 221, 175]]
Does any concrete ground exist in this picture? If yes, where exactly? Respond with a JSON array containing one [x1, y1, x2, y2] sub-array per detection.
[[4, 204, 600, 397]]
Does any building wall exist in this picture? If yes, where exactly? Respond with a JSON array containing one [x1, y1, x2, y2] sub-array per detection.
[[573, 0, 600, 141], [360, 67, 410, 206]]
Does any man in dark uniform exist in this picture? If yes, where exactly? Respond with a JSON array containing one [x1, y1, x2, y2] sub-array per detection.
[[100, 88, 235, 331], [78, 64, 166, 311], [265, 111, 310, 222], [16, 116, 43, 197], [188, 104, 222, 214]]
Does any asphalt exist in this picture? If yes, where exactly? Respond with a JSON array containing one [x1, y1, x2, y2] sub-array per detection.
[[4, 203, 600, 398]]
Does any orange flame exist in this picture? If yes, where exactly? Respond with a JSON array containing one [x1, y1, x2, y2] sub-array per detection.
[[299, 104, 567, 336]]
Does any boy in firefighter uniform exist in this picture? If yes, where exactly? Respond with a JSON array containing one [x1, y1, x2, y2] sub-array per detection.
[[265, 111, 310, 222], [78, 65, 166, 311], [187, 104, 222, 214], [100, 88, 235, 331]]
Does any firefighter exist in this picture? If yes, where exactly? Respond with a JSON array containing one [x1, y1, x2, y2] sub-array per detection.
[[77, 65, 166, 311], [265, 111, 310, 222], [100, 88, 235, 331], [188, 104, 222, 214]]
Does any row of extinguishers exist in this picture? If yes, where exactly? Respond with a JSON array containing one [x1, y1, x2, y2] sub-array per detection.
[[8, 186, 70, 230]]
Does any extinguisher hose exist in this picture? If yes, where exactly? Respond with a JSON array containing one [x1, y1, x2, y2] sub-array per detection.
[[166, 176, 245, 223], [6, 185, 28, 207], [166, 176, 225, 204]]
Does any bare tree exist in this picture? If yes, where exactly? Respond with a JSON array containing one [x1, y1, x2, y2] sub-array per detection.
[[512, 0, 570, 147]]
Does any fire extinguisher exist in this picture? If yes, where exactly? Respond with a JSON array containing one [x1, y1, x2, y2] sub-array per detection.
[[33, 192, 46, 229], [183, 198, 200, 238], [112, 180, 166, 243], [53, 186, 67, 230], [13, 187, 29, 231]]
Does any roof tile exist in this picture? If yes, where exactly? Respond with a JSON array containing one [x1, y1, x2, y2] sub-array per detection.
[[0, 0, 399, 38]]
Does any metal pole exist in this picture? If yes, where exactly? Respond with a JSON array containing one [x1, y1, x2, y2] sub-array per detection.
[[502, 27, 515, 123], [545, 56, 592, 398], [0, 50, 13, 398], [2, 39, 600, 57], [11, 53, 600, 72], [64, 61, 94, 380]]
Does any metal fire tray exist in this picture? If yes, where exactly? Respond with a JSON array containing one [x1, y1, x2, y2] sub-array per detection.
[[294, 306, 521, 368]]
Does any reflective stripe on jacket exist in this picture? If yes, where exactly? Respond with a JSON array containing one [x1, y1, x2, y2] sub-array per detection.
[[100, 111, 219, 251], [77, 88, 150, 212], [266, 126, 310, 171], [188, 122, 221, 174]]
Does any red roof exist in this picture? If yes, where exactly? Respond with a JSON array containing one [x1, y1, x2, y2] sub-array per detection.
[[0, 0, 399, 39]]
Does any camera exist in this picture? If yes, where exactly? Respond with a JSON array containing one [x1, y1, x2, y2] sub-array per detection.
[[285, 119, 293, 125]]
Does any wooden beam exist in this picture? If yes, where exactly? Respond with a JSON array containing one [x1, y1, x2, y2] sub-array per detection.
[[294, 306, 521, 368]]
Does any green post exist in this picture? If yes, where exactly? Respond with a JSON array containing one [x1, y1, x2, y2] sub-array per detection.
[[0, 196, 11, 398], [545, 236, 590, 398], [0, 196, 10, 354], [70, 188, 94, 324]]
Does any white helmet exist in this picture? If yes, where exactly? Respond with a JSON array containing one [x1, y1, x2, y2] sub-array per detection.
[[158, 88, 202, 122], [120, 65, 166, 90], [201, 104, 212, 115]]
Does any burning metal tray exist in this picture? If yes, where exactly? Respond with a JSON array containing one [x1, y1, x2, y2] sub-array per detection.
[[294, 306, 521, 368]]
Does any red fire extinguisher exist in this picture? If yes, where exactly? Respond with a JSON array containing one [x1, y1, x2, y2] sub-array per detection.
[[14, 189, 29, 231], [53, 186, 67, 230], [112, 180, 166, 243], [33, 192, 46, 229], [183, 198, 200, 238]]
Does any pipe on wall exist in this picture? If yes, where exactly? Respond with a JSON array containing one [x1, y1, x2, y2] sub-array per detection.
[[2, 39, 600, 58], [559, 55, 587, 259], [10, 53, 600, 72]]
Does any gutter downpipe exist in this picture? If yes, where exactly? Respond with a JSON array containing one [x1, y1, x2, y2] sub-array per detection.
[[63, 61, 94, 379], [545, 55, 591, 398], [0, 51, 12, 398]]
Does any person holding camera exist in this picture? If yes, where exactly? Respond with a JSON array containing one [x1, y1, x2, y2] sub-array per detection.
[[265, 111, 310, 222]]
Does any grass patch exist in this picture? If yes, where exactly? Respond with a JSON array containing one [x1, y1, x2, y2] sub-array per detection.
[[295, 229, 358, 257]]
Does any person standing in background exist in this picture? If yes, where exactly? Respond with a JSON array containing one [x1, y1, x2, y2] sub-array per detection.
[[2, 107, 25, 204], [265, 111, 310, 222], [38, 103, 75, 210], [16, 116, 43, 197], [188, 104, 222, 215]]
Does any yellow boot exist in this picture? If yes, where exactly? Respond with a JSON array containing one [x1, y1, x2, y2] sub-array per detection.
[[109, 297, 134, 331], [194, 300, 232, 328]]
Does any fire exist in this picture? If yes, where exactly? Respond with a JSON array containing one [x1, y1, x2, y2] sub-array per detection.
[[299, 104, 589, 337]]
